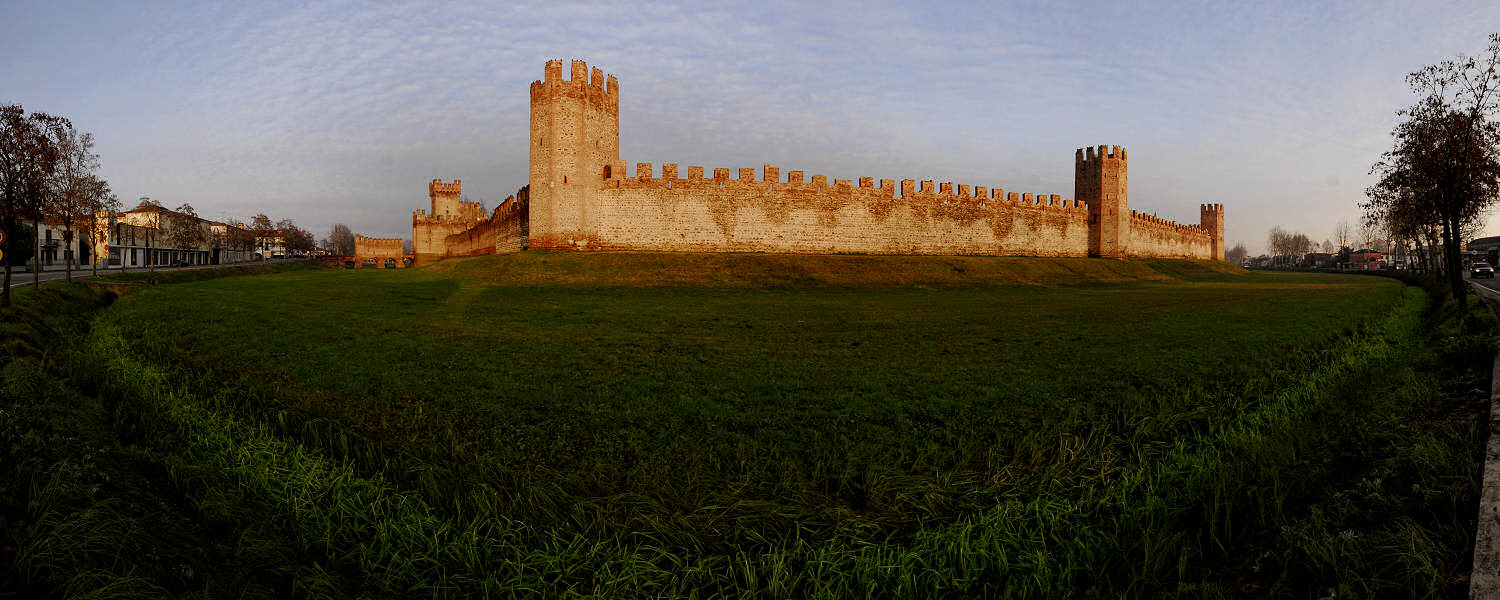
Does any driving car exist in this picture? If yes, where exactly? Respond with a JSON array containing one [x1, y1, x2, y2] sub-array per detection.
[[1472, 262, 1494, 278]]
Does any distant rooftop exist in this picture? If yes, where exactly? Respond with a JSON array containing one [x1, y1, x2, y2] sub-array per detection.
[[1471, 236, 1500, 251]]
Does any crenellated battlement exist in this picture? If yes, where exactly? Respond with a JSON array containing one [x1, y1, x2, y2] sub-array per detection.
[[491, 188, 530, 218], [530, 59, 619, 111], [1075, 144, 1127, 167], [429, 179, 462, 197], [1130, 210, 1212, 237], [413, 211, 479, 223], [423, 178, 486, 222], [353, 234, 406, 267], [600, 160, 1083, 212]]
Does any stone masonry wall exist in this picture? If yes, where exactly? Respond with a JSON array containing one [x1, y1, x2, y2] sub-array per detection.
[[529, 163, 1091, 255], [1127, 211, 1213, 258], [441, 186, 530, 256], [412, 217, 474, 263], [354, 235, 404, 262]]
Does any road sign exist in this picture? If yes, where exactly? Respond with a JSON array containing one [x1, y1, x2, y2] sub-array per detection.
[[0, 230, 7, 246]]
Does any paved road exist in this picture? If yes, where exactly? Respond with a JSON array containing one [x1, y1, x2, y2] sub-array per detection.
[[4, 260, 301, 289], [1470, 272, 1500, 295]]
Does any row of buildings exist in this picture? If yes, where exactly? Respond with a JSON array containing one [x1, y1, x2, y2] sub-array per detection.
[[1247, 249, 1391, 270], [24, 203, 288, 271]]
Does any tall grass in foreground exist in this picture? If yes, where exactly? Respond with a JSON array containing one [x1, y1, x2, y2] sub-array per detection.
[[0, 285, 290, 598], [0, 260, 1488, 598], [42, 283, 1483, 597], [91, 268, 1401, 554]]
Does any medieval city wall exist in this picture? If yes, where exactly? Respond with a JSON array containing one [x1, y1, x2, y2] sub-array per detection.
[[388, 59, 1225, 263], [528, 162, 1089, 255], [412, 215, 475, 262], [1126, 211, 1214, 259], [354, 235, 405, 266], [412, 178, 491, 264], [441, 187, 530, 256]]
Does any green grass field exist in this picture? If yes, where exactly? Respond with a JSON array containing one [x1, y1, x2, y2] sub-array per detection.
[[0, 253, 1491, 598]]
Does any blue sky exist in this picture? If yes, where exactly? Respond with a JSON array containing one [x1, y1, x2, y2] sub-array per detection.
[[3, 0, 1497, 253]]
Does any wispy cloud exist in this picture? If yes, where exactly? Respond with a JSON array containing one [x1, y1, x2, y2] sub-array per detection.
[[2, 0, 1496, 248]]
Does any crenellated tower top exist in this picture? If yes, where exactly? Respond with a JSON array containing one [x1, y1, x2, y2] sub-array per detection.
[[1075, 144, 1127, 168], [429, 179, 461, 198], [530, 59, 619, 112], [427, 178, 467, 218]]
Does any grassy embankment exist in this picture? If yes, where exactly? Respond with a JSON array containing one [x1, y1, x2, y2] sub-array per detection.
[[0, 252, 1492, 598]]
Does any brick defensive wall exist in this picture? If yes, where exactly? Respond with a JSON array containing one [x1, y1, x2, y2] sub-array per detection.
[[374, 59, 1225, 261], [354, 234, 406, 267], [412, 179, 489, 263], [441, 186, 529, 258]]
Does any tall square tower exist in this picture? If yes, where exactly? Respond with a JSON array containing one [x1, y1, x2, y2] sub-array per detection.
[[1075, 145, 1129, 258], [1201, 203, 1225, 261], [528, 59, 620, 250]]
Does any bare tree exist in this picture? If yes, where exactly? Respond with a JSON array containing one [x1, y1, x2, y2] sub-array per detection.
[[1292, 232, 1313, 258], [1266, 228, 1316, 267], [291, 225, 318, 253], [226, 219, 257, 258], [210, 221, 229, 263], [271, 217, 318, 257], [132, 198, 162, 271], [1226, 243, 1248, 264], [0, 105, 33, 303], [1267, 227, 1289, 265], [84, 181, 119, 277], [1365, 33, 1500, 306], [46, 130, 105, 282], [275, 218, 296, 256], [211, 219, 252, 264], [1334, 221, 1352, 252], [1357, 221, 1381, 251], [250, 213, 274, 259], [0, 105, 70, 304], [325, 223, 355, 256], [170, 203, 205, 264]]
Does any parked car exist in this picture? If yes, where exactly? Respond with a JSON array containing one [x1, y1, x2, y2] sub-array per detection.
[[1472, 262, 1494, 278]]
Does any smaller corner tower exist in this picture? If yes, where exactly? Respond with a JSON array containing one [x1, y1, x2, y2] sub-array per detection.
[[1200, 203, 1225, 261], [528, 59, 621, 249], [1076, 145, 1129, 258], [429, 179, 463, 217]]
